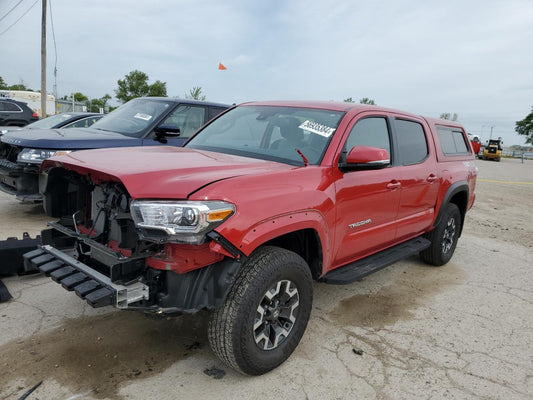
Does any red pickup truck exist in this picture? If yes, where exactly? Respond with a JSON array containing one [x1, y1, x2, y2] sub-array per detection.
[[25, 101, 477, 375]]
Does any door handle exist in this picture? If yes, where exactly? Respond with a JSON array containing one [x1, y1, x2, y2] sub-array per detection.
[[387, 180, 401, 190], [427, 174, 437, 183]]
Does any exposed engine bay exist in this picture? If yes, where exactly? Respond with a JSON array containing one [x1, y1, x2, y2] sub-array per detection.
[[26, 167, 241, 313]]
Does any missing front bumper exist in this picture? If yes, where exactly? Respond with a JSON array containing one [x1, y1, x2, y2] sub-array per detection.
[[23, 245, 149, 308]]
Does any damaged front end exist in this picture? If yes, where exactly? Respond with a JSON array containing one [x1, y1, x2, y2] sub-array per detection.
[[0, 141, 42, 202], [26, 166, 242, 314]]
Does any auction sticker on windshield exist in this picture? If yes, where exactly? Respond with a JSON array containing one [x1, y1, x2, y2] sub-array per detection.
[[134, 113, 153, 121], [299, 120, 335, 137]]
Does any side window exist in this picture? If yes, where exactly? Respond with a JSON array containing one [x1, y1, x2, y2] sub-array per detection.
[[395, 119, 428, 165], [161, 105, 206, 138], [64, 116, 101, 128], [2, 102, 22, 112], [0, 101, 5, 112], [208, 106, 227, 121], [437, 126, 469, 155], [343, 117, 391, 154], [5, 102, 22, 112]]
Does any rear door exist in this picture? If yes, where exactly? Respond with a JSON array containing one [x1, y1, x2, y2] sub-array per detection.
[[332, 114, 401, 267], [391, 117, 439, 240]]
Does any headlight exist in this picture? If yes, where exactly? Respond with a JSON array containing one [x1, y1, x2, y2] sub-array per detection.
[[130, 200, 235, 244], [17, 148, 72, 164]]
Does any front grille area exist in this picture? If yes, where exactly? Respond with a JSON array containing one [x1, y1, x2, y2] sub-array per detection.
[[0, 142, 21, 163]]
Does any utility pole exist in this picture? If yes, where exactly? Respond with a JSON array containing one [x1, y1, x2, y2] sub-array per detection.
[[41, 0, 47, 118]]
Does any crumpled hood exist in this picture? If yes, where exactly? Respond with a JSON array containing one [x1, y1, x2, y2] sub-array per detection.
[[42, 146, 294, 199], [1, 127, 139, 149]]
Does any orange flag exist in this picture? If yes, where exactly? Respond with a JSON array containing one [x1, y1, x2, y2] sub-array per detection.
[[218, 62, 227, 70]]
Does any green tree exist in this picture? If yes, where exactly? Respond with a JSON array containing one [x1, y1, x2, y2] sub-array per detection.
[[73, 92, 88, 102], [440, 112, 458, 121], [0, 76, 7, 90], [89, 94, 112, 113], [359, 97, 375, 105], [185, 86, 206, 101], [8, 83, 30, 91], [343, 97, 354, 103], [115, 70, 167, 103], [515, 107, 533, 144]]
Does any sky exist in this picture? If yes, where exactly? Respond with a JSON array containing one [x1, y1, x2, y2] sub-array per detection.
[[1, 0, 532, 145]]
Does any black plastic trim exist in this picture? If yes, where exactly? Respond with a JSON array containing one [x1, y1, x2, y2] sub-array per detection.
[[433, 181, 469, 233], [156, 258, 242, 313], [207, 231, 246, 260]]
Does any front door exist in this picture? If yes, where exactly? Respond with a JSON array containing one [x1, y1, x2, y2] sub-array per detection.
[[332, 115, 401, 268]]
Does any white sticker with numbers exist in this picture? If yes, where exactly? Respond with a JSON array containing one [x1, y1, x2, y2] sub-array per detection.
[[299, 120, 335, 137], [133, 113, 152, 121]]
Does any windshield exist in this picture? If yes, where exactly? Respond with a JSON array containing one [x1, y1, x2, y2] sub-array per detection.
[[187, 105, 344, 165], [90, 98, 172, 137], [26, 113, 76, 129]]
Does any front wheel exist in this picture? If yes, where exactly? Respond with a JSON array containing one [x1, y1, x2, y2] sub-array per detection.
[[420, 203, 461, 266], [208, 246, 313, 375]]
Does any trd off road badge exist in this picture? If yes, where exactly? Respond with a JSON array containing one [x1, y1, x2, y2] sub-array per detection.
[[348, 219, 372, 229]]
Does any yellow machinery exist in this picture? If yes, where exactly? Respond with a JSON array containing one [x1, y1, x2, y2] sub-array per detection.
[[482, 139, 503, 161]]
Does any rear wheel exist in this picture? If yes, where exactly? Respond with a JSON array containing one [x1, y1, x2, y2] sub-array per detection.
[[420, 203, 461, 266], [208, 246, 313, 375]]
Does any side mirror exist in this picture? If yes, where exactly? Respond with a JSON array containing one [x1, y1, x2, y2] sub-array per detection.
[[340, 146, 390, 170], [154, 124, 181, 137]]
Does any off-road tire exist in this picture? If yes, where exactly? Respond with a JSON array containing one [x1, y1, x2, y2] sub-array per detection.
[[208, 246, 313, 375], [420, 203, 461, 266]]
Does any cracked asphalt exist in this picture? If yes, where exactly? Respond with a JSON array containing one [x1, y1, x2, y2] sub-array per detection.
[[0, 158, 532, 400]]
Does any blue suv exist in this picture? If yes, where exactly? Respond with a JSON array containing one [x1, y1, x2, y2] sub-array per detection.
[[0, 97, 230, 202]]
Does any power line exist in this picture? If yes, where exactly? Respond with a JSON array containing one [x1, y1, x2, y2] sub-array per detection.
[[0, 0, 39, 37], [0, 0, 24, 23]]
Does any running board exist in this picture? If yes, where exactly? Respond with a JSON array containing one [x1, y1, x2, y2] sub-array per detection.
[[320, 237, 431, 285]]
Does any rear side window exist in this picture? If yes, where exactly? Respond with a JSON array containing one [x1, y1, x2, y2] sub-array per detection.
[[437, 126, 470, 155], [395, 119, 428, 165], [0, 101, 22, 112]]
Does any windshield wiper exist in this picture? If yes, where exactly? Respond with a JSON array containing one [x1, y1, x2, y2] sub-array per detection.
[[295, 148, 309, 166]]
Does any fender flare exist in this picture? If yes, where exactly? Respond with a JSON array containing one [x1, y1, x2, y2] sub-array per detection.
[[433, 181, 469, 234], [236, 209, 331, 271]]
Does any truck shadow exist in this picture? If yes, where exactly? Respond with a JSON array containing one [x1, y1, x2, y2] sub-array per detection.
[[320, 258, 468, 328]]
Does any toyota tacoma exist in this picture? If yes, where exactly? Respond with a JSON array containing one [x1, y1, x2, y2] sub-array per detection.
[[25, 101, 477, 375]]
